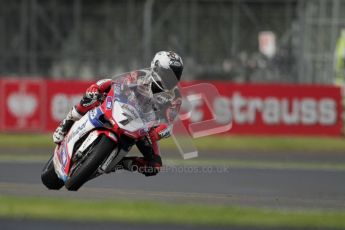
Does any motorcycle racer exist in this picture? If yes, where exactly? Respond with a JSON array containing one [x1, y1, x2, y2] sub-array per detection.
[[53, 51, 183, 177]]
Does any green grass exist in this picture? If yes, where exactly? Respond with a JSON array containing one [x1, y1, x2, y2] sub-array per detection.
[[163, 135, 345, 152], [0, 195, 345, 229], [2, 133, 345, 152], [0, 134, 53, 148]]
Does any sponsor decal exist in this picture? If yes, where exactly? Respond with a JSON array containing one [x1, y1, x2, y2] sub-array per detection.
[[89, 109, 97, 119], [67, 119, 88, 143], [0, 79, 341, 136], [183, 91, 337, 126], [61, 147, 68, 167], [3, 80, 44, 131], [106, 96, 113, 110], [88, 107, 105, 128], [158, 128, 171, 139], [180, 82, 341, 136], [121, 104, 138, 119], [57, 144, 68, 169]]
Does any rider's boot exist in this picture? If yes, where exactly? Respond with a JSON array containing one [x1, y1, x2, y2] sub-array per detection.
[[117, 157, 138, 171], [117, 156, 161, 176], [53, 107, 82, 144]]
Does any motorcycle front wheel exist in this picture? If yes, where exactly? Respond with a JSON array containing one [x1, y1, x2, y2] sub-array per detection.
[[41, 155, 64, 190], [65, 135, 116, 191]]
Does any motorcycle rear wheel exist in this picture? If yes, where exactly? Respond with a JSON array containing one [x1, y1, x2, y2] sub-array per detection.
[[65, 135, 116, 191]]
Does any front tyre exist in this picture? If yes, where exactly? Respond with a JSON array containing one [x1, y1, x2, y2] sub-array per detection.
[[41, 155, 64, 190], [65, 135, 116, 191]]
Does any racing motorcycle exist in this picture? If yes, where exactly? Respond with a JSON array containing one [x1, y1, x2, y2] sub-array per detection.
[[41, 68, 179, 191]]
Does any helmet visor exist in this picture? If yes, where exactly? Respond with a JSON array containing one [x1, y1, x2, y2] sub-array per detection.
[[151, 67, 178, 91]]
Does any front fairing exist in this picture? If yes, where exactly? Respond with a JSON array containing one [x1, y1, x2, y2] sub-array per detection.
[[53, 112, 99, 181]]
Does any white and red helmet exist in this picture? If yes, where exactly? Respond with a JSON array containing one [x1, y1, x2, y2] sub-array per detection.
[[150, 51, 183, 92]]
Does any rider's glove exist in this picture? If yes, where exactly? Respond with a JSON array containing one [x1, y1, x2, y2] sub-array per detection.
[[86, 84, 100, 100], [149, 124, 171, 141]]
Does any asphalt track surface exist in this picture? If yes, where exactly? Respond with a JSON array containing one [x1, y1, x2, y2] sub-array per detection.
[[0, 160, 345, 209], [0, 151, 345, 230], [0, 218, 295, 230]]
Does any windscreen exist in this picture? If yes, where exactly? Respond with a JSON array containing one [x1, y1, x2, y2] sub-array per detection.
[[112, 68, 181, 129]]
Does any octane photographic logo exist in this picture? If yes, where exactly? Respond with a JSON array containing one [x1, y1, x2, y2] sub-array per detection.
[[172, 83, 233, 160]]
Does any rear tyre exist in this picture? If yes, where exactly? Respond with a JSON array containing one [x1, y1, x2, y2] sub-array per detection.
[[65, 135, 116, 191], [41, 155, 64, 190]]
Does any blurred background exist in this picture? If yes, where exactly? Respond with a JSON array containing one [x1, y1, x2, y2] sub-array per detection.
[[2, 0, 345, 84], [1, 1, 345, 230]]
